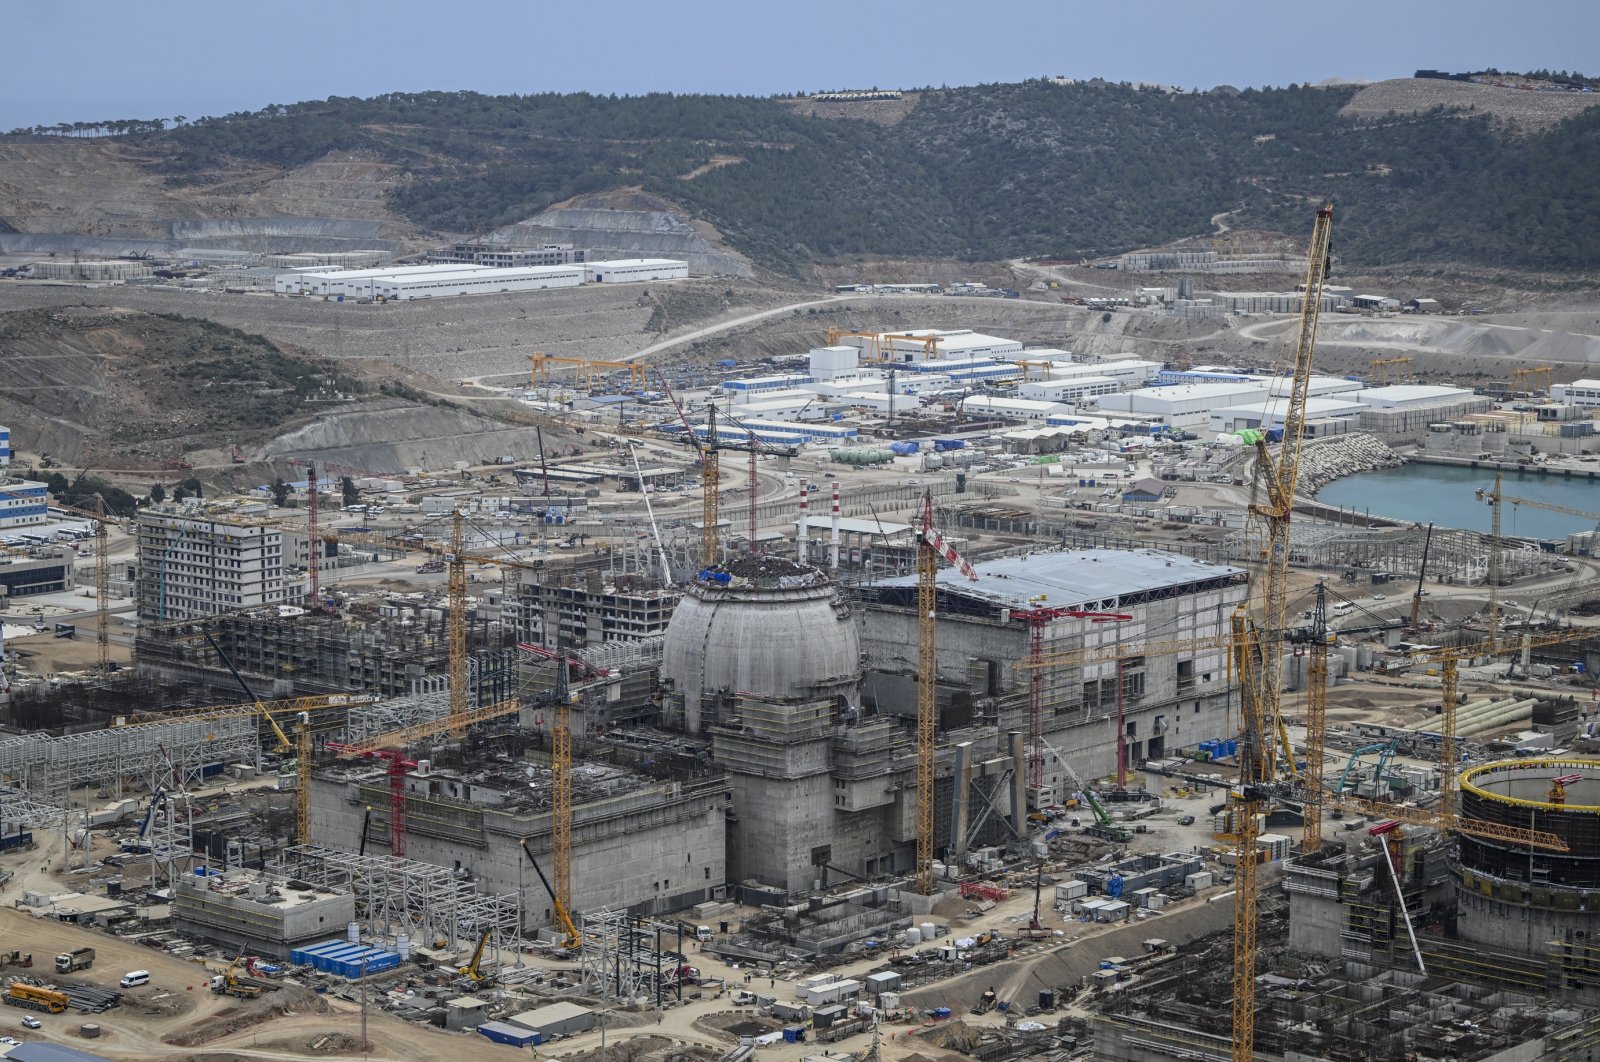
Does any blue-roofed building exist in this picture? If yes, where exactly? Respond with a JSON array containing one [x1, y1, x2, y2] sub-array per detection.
[[858, 549, 1249, 789]]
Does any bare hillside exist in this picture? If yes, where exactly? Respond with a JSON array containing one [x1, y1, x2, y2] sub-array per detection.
[[1339, 78, 1600, 131]]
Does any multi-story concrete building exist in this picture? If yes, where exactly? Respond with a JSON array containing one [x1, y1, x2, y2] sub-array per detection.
[[0, 478, 47, 528], [429, 242, 589, 267], [505, 567, 679, 649], [856, 548, 1250, 791], [135, 510, 301, 621], [0, 426, 10, 467]]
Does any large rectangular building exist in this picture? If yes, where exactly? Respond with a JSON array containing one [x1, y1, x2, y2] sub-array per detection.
[[429, 243, 588, 267], [583, 259, 689, 283], [373, 265, 583, 301], [135, 510, 301, 620], [857, 549, 1250, 790], [0, 426, 9, 467]]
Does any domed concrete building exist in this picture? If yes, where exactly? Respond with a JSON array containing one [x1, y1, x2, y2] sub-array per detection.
[[661, 556, 860, 734]]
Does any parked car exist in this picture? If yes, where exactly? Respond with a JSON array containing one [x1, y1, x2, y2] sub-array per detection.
[[21, 1017, 42, 1029], [1178, 815, 1196, 826]]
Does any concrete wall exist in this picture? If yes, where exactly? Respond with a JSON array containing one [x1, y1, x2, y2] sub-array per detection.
[[310, 772, 730, 932]]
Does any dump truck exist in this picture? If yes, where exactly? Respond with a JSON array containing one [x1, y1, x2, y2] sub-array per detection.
[[55, 946, 95, 973], [4, 983, 69, 1013]]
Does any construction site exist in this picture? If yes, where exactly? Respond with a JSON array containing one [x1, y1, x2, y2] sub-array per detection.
[[10, 204, 1600, 1062]]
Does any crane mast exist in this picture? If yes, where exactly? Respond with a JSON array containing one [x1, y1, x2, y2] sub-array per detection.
[[1245, 203, 1333, 782], [306, 464, 320, 605], [1234, 205, 1333, 1062], [447, 511, 469, 737], [915, 494, 938, 896], [1301, 583, 1329, 853]]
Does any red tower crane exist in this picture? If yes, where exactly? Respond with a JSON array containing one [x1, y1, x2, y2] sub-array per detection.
[[325, 743, 418, 856], [1011, 605, 1132, 793]]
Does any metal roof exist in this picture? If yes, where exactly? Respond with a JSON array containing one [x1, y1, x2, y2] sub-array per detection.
[[873, 549, 1245, 610], [6, 1044, 116, 1062]]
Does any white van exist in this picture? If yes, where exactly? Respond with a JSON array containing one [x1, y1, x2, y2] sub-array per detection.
[[1332, 602, 1356, 615], [120, 970, 150, 988]]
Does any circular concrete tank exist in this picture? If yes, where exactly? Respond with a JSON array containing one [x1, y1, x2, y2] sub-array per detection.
[[661, 558, 859, 733], [1454, 758, 1600, 958]]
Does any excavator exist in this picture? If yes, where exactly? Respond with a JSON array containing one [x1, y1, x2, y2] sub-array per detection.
[[211, 950, 263, 999]]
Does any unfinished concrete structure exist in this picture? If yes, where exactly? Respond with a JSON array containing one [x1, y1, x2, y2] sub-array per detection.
[[136, 608, 519, 702], [1279, 758, 1600, 1010], [857, 549, 1250, 787], [135, 509, 303, 620], [171, 868, 357, 960], [661, 557, 861, 735], [307, 752, 730, 934], [506, 567, 679, 650]]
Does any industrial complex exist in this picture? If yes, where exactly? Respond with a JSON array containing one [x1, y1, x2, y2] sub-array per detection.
[[10, 210, 1600, 1062]]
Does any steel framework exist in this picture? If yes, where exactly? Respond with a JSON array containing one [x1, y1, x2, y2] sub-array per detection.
[[0, 714, 257, 798], [579, 908, 685, 1002], [276, 844, 520, 955]]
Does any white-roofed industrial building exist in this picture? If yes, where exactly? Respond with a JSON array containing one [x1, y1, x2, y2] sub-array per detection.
[[373, 265, 584, 300], [1351, 385, 1493, 433], [1089, 382, 1269, 427], [274, 263, 480, 297], [958, 396, 1072, 421], [584, 259, 689, 282], [1018, 376, 1122, 403], [1209, 397, 1366, 436], [1553, 380, 1600, 408]]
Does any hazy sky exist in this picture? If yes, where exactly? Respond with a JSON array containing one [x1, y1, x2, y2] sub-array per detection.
[[6, 0, 1597, 129]]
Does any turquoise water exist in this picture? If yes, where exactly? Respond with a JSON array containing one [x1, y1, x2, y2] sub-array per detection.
[[1316, 463, 1600, 539]]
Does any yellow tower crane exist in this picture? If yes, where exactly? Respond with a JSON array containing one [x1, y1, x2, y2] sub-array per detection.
[[913, 492, 978, 895], [1233, 204, 1334, 1062], [1475, 472, 1506, 654]]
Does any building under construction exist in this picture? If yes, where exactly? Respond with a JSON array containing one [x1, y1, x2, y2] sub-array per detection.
[[307, 745, 731, 934]]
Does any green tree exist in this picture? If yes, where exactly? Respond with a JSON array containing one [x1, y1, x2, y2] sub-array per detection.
[[45, 472, 69, 495], [172, 486, 190, 502], [148, 484, 166, 504], [270, 478, 292, 507], [178, 477, 203, 499], [340, 476, 359, 507]]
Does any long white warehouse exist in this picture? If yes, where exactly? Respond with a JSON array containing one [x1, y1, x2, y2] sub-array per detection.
[[585, 259, 689, 283], [375, 265, 584, 300]]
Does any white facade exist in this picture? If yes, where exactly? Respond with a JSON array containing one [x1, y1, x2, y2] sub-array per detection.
[[375, 265, 583, 300], [729, 387, 817, 406], [1008, 355, 1161, 389], [0, 426, 9, 467], [274, 264, 484, 297], [1090, 382, 1269, 426], [843, 328, 1023, 364], [135, 512, 301, 620], [808, 345, 861, 380], [1553, 380, 1600, 409], [959, 396, 1072, 422], [1208, 397, 1366, 434], [1353, 385, 1477, 410], [1019, 376, 1121, 403], [583, 259, 689, 283]]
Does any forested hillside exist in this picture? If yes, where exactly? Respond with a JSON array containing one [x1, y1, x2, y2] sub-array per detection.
[[25, 80, 1600, 274]]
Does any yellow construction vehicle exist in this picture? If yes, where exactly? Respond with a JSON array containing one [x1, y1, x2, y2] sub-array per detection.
[[211, 951, 263, 999], [458, 930, 493, 983], [4, 983, 69, 1013]]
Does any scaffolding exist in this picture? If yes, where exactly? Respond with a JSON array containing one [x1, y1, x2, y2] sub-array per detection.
[[0, 784, 67, 829], [275, 844, 520, 959], [0, 713, 258, 798], [1222, 523, 1553, 585], [579, 907, 689, 1003]]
